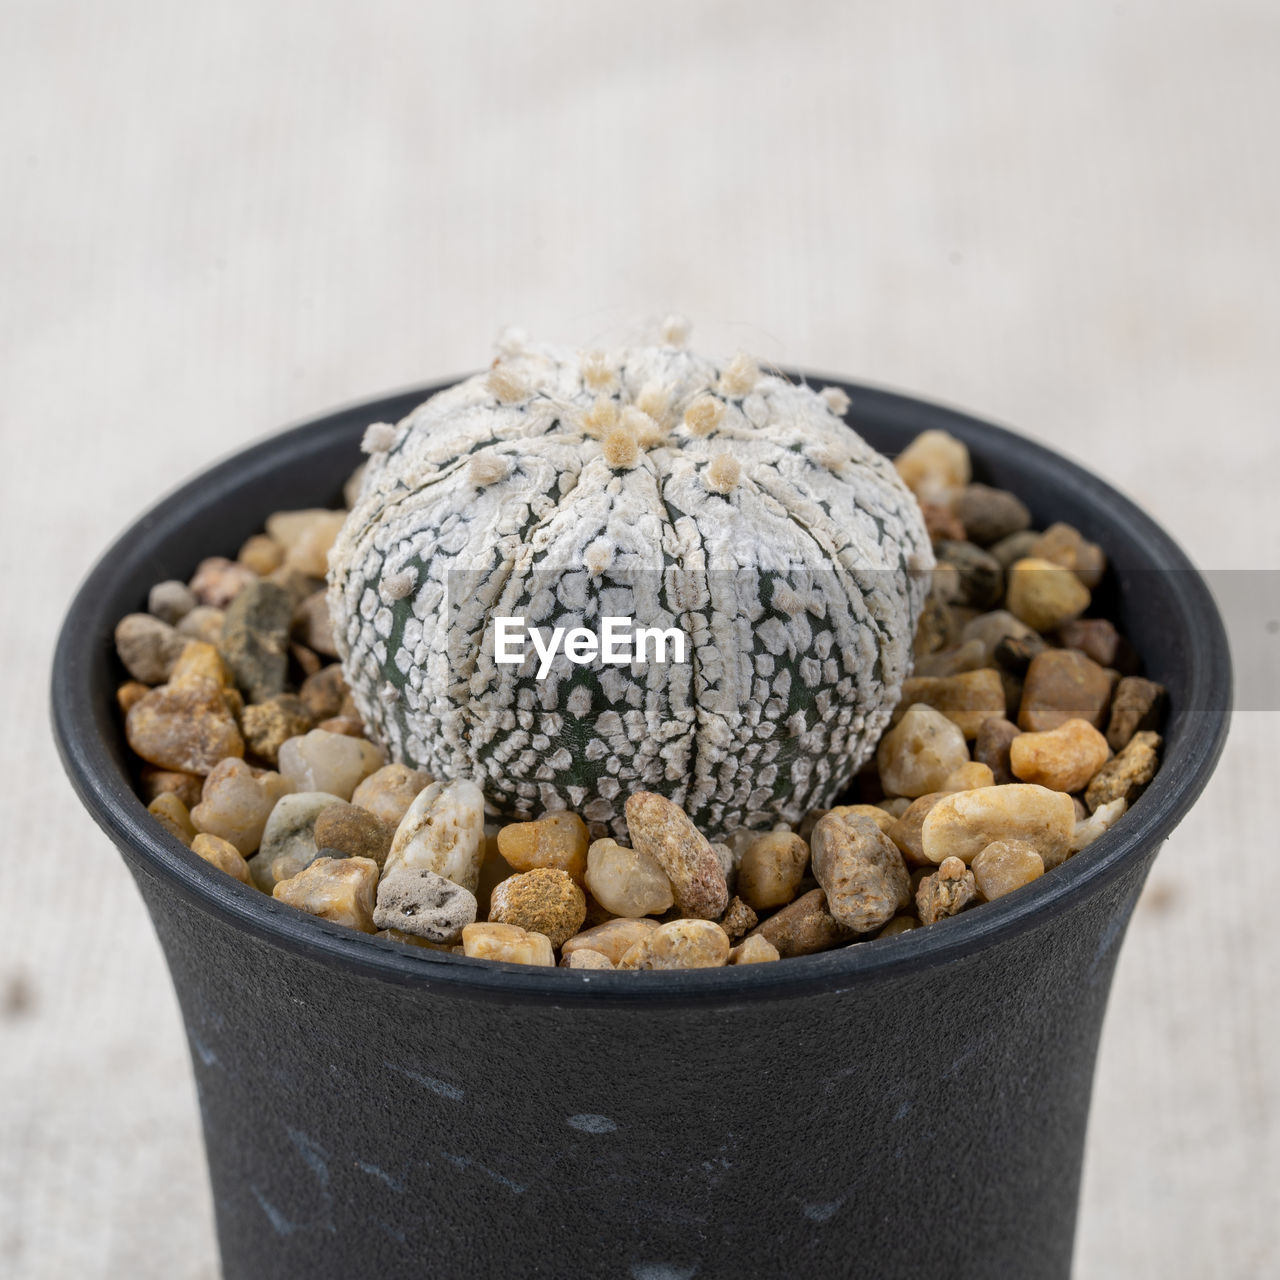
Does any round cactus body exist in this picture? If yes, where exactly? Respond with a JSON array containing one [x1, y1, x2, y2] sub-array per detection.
[[328, 334, 932, 837]]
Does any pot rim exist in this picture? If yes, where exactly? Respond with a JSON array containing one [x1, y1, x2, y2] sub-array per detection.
[[50, 375, 1233, 1007]]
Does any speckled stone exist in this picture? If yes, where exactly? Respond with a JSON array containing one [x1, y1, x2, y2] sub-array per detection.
[[1084, 731, 1162, 813], [247, 790, 345, 892], [240, 695, 313, 766], [489, 868, 587, 949], [1106, 677, 1167, 751], [624, 792, 728, 920], [746, 887, 853, 957], [916, 856, 977, 925], [189, 556, 257, 609], [126, 677, 245, 774], [385, 778, 486, 893], [313, 801, 396, 867], [373, 866, 477, 943], [115, 614, 189, 684], [811, 812, 912, 933]]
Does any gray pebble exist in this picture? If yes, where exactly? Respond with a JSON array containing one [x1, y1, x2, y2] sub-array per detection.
[[114, 613, 188, 684], [373, 866, 477, 943], [147, 580, 196, 625]]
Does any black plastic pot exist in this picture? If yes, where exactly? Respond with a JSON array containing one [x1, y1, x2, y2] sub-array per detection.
[[52, 379, 1231, 1280]]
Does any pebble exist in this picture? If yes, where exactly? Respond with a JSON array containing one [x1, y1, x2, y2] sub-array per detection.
[[376, 928, 453, 952], [240, 694, 313, 765], [729, 934, 781, 963], [247, 790, 345, 891], [114, 614, 189, 684], [735, 830, 810, 909], [913, 590, 957, 657], [385, 778, 487, 893], [828, 804, 895, 833], [993, 631, 1048, 674], [116, 681, 150, 714], [560, 919, 658, 965], [876, 703, 970, 797], [190, 832, 254, 885], [584, 838, 674, 917], [1056, 619, 1136, 673], [373, 866, 477, 942], [973, 715, 1021, 786], [277, 729, 384, 801], [717, 896, 759, 942], [954, 483, 1031, 546], [895, 668, 1006, 738], [887, 793, 946, 866], [1009, 718, 1111, 793], [126, 677, 245, 774], [970, 839, 1045, 901], [266, 564, 324, 609], [189, 557, 257, 609], [190, 757, 293, 854], [290, 641, 323, 679], [810, 812, 912, 933], [1106, 677, 1167, 751], [220, 580, 294, 703], [461, 922, 555, 966], [748, 888, 853, 957], [912, 639, 988, 678], [877, 797, 913, 820], [147, 580, 196, 625], [617, 919, 731, 970], [989, 529, 1040, 569], [561, 948, 615, 970], [273, 856, 379, 932], [961, 610, 1038, 665], [1070, 797, 1128, 852], [624, 792, 728, 920], [876, 915, 919, 938], [921, 501, 967, 544], [317, 716, 365, 737], [1085, 731, 1161, 812], [1019, 648, 1114, 732], [1029, 522, 1106, 589], [299, 664, 351, 722], [920, 784, 1076, 867], [265, 509, 348, 577], [351, 763, 433, 826], [497, 812, 591, 883], [894, 429, 970, 504], [941, 761, 996, 791], [139, 765, 204, 809], [916, 856, 977, 924], [313, 801, 396, 866], [1005, 557, 1091, 632], [169, 640, 232, 689], [147, 792, 195, 846], [175, 606, 226, 644], [489, 868, 587, 948], [935, 540, 1004, 610], [237, 533, 284, 575], [293, 591, 337, 657]]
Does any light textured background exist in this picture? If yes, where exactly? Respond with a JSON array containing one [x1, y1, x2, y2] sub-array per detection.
[[3, 1, 1276, 1276]]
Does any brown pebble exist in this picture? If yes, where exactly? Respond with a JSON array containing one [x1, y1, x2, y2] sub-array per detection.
[[913, 590, 957, 657], [895, 668, 1007, 739], [811, 813, 912, 933], [935, 540, 1004, 611], [189, 556, 257, 609], [190, 832, 254, 885], [747, 888, 854, 957], [729, 934, 781, 964], [1006, 558, 1091, 632], [147, 792, 196, 846], [736, 831, 810, 910], [1030, 523, 1106, 589], [1106, 677, 1167, 752], [1019, 648, 1114, 732], [624, 792, 728, 920], [241, 694, 313, 765], [921, 501, 967, 545], [971, 839, 1045, 901], [314, 802, 396, 867], [561, 918, 659, 965], [617, 919, 731, 970], [299, 664, 350, 722], [497, 812, 591, 884], [974, 716, 1020, 785], [293, 591, 337, 657], [561, 948, 615, 970], [238, 533, 284, 575], [717, 896, 759, 943], [1085, 731, 1161, 813], [887, 793, 947, 866], [954, 483, 1031, 547], [273, 855, 379, 932], [290, 642, 323, 679], [1009, 718, 1111, 793], [351, 763, 433, 827], [126, 677, 245, 774], [916, 856, 977, 925], [315, 716, 364, 737], [1056, 619, 1137, 673], [117, 681, 150, 714], [993, 631, 1048, 674], [139, 766, 204, 809], [489, 868, 587, 949]]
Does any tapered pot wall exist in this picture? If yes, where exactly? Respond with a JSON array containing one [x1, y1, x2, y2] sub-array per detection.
[[53, 378, 1232, 1280], [126, 840, 1155, 1280]]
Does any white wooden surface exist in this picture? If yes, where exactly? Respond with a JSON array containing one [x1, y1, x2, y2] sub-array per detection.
[[2, 2, 1275, 1275]]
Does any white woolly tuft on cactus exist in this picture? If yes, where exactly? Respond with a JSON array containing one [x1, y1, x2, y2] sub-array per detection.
[[327, 335, 933, 837]]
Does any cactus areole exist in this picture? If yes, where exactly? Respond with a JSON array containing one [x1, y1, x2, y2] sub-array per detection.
[[327, 332, 933, 838]]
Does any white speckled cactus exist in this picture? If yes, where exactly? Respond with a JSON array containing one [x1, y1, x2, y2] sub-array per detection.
[[328, 325, 933, 837]]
